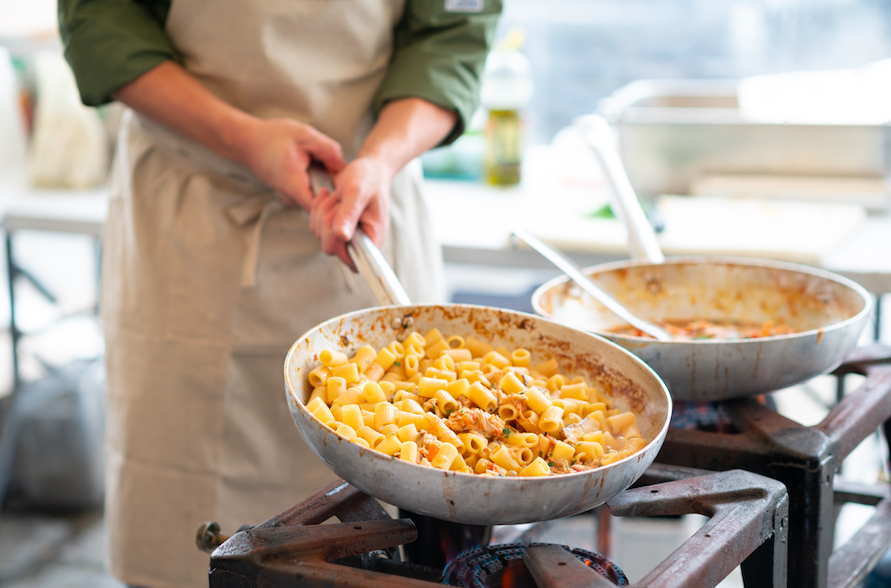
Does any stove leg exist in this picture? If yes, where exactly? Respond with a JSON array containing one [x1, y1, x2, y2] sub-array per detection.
[[597, 506, 614, 559], [608, 466, 789, 588], [660, 346, 891, 588], [884, 418, 891, 476], [659, 402, 837, 588], [740, 532, 786, 588]]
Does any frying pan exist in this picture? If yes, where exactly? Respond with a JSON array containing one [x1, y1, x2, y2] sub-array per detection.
[[531, 115, 872, 401], [284, 208, 671, 525]]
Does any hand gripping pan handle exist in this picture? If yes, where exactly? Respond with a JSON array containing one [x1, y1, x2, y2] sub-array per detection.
[[308, 166, 411, 306]]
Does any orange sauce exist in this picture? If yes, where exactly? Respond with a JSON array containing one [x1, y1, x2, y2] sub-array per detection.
[[610, 319, 795, 340]]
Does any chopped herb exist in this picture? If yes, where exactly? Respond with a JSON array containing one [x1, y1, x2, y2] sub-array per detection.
[[445, 409, 454, 417], [502, 427, 511, 438], [393, 361, 401, 367], [548, 461, 555, 467]]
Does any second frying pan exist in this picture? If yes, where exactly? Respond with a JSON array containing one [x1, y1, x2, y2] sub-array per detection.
[[530, 116, 871, 401]]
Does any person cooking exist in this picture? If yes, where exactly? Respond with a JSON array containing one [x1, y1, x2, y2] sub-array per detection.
[[57, 1, 502, 586]]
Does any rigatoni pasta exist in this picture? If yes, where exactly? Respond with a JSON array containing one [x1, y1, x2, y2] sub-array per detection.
[[305, 328, 647, 477]]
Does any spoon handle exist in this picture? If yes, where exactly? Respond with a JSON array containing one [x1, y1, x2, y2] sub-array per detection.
[[513, 229, 672, 341]]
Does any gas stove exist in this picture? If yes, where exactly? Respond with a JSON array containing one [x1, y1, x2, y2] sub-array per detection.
[[197, 464, 787, 588], [196, 345, 891, 588]]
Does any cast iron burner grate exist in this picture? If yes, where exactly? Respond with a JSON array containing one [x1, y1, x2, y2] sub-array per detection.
[[657, 344, 891, 588], [197, 463, 789, 588], [442, 543, 628, 587]]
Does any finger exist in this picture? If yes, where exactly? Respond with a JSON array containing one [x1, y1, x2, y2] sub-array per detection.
[[309, 202, 323, 238], [310, 186, 328, 204], [318, 203, 340, 240], [331, 188, 369, 243], [358, 211, 389, 247], [318, 220, 354, 271], [304, 129, 347, 174], [315, 196, 344, 252], [334, 241, 357, 273], [290, 168, 315, 210], [348, 189, 389, 246], [309, 190, 337, 237]]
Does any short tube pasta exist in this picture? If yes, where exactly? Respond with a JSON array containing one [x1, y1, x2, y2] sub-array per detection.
[[467, 382, 497, 410], [332, 363, 360, 383], [431, 442, 459, 470], [520, 457, 550, 476], [434, 390, 459, 415], [304, 329, 648, 476], [320, 349, 348, 367], [308, 366, 329, 387], [511, 348, 531, 368], [400, 441, 418, 462], [351, 345, 376, 373], [341, 405, 363, 431], [539, 406, 565, 434], [376, 435, 402, 456], [524, 387, 552, 414]]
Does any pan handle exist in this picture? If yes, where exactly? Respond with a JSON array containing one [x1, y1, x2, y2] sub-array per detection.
[[348, 229, 412, 307], [308, 165, 411, 307], [576, 114, 665, 265]]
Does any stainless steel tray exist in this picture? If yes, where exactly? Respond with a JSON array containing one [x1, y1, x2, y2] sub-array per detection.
[[596, 79, 890, 198]]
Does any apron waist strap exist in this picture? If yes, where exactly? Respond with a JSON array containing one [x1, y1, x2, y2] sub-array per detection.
[[129, 111, 281, 287], [131, 111, 268, 192]]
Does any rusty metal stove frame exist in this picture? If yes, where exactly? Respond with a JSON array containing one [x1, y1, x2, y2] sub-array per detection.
[[657, 344, 891, 588], [196, 344, 891, 587], [198, 463, 788, 588]]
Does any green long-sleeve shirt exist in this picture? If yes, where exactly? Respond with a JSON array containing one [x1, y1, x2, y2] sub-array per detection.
[[58, 0, 501, 144]]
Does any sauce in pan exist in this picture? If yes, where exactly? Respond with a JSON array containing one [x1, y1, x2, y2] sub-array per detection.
[[610, 319, 796, 340]]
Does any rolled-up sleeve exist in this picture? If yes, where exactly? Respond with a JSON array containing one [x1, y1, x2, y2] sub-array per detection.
[[58, 0, 177, 107], [373, 0, 502, 146]]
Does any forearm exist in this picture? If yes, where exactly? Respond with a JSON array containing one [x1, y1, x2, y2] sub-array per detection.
[[111, 60, 255, 163], [358, 98, 458, 178], [111, 60, 345, 208]]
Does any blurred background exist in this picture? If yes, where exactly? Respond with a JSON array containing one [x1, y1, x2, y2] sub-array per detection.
[[501, 0, 891, 144]]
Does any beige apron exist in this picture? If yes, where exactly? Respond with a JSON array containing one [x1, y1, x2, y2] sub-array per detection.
[[102, 1, 445, 586]]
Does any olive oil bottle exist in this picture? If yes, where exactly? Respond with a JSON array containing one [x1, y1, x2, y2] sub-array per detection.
[[481, 29, 533, 186]]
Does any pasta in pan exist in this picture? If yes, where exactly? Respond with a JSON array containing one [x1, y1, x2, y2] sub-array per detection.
[[305, 328, 647, 477]]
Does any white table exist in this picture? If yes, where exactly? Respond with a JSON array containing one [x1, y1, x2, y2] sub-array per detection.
[[424, 147, 891, 296], [1, 191, 107, 237]]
